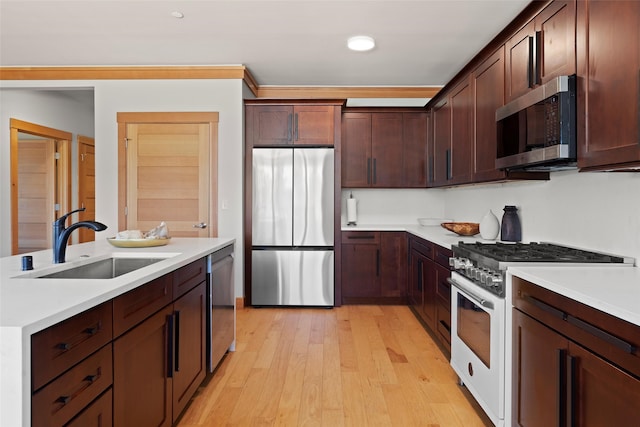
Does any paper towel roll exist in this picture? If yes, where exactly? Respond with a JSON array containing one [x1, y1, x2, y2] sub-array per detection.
[[347, 198, 357, 225]]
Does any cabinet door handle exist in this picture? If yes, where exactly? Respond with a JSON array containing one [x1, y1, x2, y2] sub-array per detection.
[[367, 158, 371, 184], [566, 314, 636, 354], [428, 155, 434, 184], [174, 310, 181, 372], [557, 349, 567, 426], [566, 353, 576, 427], [347, 235, 375, 240], [373, 158, 377, 185], [439, 320, 451, 333], [523, 294, 566, 320], [84, 325, 98, 335], [376, 249, 380, 276], [294, 113, 299, 141], [287, 113, 293, 142], [84, 374, 98, 383], [445, 149, 451, 180], [534, 31, 542, 85], [418, 260, 423, 291], [166, 314, 174, 378], [528, 35, 536, 88], [57, 395, 71, 405]]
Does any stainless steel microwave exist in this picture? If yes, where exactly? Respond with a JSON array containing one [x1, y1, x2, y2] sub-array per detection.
[[496, 75, 576, 170]]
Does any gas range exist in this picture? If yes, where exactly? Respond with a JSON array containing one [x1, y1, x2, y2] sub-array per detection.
[[450, 241, 634, 298]]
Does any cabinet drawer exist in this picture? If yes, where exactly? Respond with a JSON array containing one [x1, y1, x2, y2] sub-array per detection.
[[66, 388, 112, 427], [32, 344, 112, 427], [435, 269, 451, 307], [173, 258, 207, 299], [342, 231, 380, 244], [410, 237, 433, 259], [433, 245, 452, 268], [113, 273, 173, 337], [32, 302, 113, 391]]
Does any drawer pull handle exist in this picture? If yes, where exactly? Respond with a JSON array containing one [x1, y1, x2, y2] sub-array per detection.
[[566, 315, 637, 354], [347, 235, 375, 240], [57, 395, 71, 405], [439, 320, 451, 333], [57, 342, 71, 351], [84, 374, 98, 383], [84, 326, 98, 335]]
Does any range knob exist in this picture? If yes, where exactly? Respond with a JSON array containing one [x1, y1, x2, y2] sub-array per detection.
[[487, 274, 504, 288]]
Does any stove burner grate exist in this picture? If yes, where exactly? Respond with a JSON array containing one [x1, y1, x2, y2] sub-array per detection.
[[458, 242, 625, 263]]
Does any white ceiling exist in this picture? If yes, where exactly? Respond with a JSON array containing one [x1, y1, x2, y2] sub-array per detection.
[[1, 0, 531, 88]]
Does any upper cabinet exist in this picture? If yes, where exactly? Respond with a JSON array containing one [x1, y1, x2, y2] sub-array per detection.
[[342, 109, 428, 188], [505, 0, 576, 101], [472, 47, 507, 182], [576, 0, 640, 170], [245, 101, 342, 147]]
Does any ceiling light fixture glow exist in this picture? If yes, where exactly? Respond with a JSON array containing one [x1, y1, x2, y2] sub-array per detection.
[[171, 11, 184, 19], [347, 36, 375, 52]]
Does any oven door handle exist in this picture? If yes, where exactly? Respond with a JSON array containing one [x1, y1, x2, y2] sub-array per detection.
[[447, 277, 494, 310]]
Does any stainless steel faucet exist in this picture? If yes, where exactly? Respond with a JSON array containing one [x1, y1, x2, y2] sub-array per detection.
[[53, 207, 107, 263]]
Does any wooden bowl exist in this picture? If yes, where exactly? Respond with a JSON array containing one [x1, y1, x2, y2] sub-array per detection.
[[441, 222, 480, 236]]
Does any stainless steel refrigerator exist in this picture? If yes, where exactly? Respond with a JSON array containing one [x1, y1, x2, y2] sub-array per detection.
[[251, 147, 334, 306]]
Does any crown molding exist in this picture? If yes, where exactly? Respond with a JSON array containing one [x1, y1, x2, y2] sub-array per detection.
[[0, 65, 441, 99]]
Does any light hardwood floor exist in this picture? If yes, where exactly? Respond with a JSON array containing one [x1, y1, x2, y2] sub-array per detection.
[[178, 305, 492, 426]]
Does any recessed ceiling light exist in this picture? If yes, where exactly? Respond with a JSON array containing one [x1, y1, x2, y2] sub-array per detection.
[[347, 36, 375, 52], [171, 11, 184, 19]]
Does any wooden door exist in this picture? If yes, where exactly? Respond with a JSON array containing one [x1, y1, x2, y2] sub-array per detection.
[[371, 113, 403, 187], [118, 112, 219, 237], [17, 138, 55, 253], [172, 282, 206, 422], [409, 248, 424, 310], [341, 113, 372, 187], [78, 135, 96, 243]]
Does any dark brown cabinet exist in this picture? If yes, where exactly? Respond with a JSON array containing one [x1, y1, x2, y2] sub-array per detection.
[[342, 110, 428, 188], [576, 0, 640, 170], [341, 231, 407, 304], [505, 0, 576, 101], [430, 76, 473, 187], [512, 276, 640, 426], [408, 235, 452, 353], [113, 260, 207, 425], [246, 103, 339, 146], [472, 46, 507, 183]]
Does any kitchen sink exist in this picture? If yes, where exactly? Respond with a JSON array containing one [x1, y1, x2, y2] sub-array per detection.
[[36, 257, 166, 279]]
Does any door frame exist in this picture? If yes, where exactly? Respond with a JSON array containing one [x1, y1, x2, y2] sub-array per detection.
[[116, 112, 219, 235], [10, 118, 72, 255]]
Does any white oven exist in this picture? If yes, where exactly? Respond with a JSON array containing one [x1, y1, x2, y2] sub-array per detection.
[[449, 272, 506, 427]]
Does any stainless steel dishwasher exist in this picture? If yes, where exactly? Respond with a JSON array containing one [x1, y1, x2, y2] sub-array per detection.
[[207, 243, 235, 372]]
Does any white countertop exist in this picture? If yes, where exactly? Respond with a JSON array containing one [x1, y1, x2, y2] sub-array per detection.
[[507, 266, 640, 327], [1, 237, 235, 334], [0, 237, 234, 427], [342, 223, 496, 249]]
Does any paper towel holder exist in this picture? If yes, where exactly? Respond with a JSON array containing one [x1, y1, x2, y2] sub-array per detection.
[[347, 192, 357, 226]]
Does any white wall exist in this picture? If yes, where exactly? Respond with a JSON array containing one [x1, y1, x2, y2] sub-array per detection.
[[1, 79, 247, 297], [342, 171, 640, 263], [443, 170, 640, 262]]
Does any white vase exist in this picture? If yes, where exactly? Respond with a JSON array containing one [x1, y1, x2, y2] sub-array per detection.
[[480, 209, 500, 240]]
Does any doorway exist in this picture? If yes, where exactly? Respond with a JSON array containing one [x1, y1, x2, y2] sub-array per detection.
[[116, 112, 219, 237], [77, 135, 96, 243], [10, 119, 71, 255]]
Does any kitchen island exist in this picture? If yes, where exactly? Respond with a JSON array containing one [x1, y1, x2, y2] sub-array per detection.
[[0, 237, 234, 426]]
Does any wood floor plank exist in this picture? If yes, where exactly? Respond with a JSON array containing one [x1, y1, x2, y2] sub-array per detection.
[[178, 305, 491, 427]]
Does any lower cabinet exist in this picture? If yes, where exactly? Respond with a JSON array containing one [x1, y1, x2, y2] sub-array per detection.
[[113, 271, 206, 426], [341, 231, 407, 304], [408, 235, 452, 353], [31, 257, 209, 427], [512, 276, 640, 426]]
